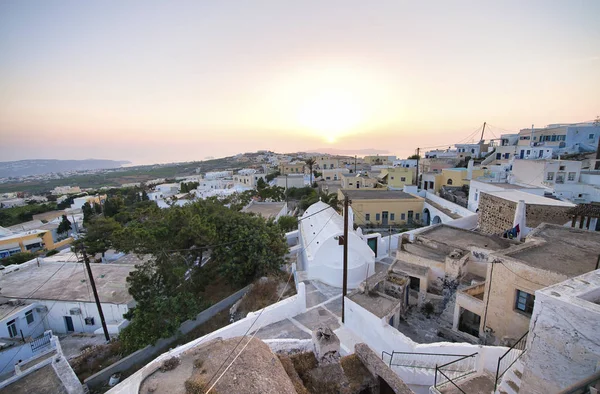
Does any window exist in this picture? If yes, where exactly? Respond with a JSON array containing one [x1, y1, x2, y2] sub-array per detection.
[[25, 310, 34, 325], [390, 213, 395, 221], [84, 317, 95, 325], [568, 172, 576, 181], [475, 192, 478, 201], [415, 213, 420, 221], [391, 176, 394, 180], [589, 133, 595, 140], [551, 135, 557, 142], [401, 213, 406, 220], [546, 172, 554, 181], [496, 153, 502, 160], [515, 290, 535, 315], [447, 179, 453, 185], [526, 150, 530, 155], [471, 149, 475, 153], [375, 213, 380, 221], [400, 177, 406, 182], [559, 165, 565, 171], [7, 320, 17, 338], [365, 213, 370, 221]]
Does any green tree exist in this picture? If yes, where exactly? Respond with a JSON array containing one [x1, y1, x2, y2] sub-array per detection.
[[408, 154, 421, 160], [256, 177, 267, 190], [305, 158, 316, 186], [141, 190, 149, 201], [265, 170, 280, 182], [93, 202, 102, 214], [75, 217, 122, 258], [57, 214, 72, 234], [102, 197, 122, 217], [277, 215, 298, 232], [112, 200, 288, 352], [82, 202, 94, 224]]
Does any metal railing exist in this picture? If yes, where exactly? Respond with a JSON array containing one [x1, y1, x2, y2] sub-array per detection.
[[382, 351, 476, 372], [30, 331, 52, 353], [434, 352, 479, 393], [494, 331, 528, 390]]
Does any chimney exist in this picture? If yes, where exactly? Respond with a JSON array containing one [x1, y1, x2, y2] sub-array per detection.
[[467, 159, 474, 180]]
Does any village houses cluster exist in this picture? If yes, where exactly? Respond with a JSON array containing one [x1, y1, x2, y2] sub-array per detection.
[[1, 120, 600, 393]]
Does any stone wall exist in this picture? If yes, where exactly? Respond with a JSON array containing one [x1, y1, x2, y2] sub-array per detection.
[[477, 192, 572, 235]]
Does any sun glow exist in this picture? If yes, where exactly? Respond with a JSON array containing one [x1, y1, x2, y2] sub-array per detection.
[[296, 90, 365, 143], [265, 65, 396, 143]]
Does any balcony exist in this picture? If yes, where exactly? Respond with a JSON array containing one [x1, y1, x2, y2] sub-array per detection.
[[455, 282, 485, 317]]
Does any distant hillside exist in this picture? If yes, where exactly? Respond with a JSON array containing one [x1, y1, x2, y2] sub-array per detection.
[[0, 159, 131, 178]]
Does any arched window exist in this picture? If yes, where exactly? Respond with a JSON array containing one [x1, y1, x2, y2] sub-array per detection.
[[447, 179, 453, 185]]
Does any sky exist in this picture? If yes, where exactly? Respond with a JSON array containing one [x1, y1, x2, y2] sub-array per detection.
[[1, 1, 599, 165]]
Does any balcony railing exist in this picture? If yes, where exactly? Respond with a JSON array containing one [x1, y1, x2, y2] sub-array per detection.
[[434, 352, 479, 393], [494, 331, 528, 390]]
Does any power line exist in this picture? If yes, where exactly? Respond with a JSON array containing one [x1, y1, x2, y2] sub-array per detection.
[[498, 262, 548, 287], [203, 211, 338, 393], [418, 124, 484, 151], [0, 260, 82, 373]]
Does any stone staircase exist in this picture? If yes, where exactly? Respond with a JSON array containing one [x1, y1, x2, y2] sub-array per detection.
[[495, 358, 524, 394]]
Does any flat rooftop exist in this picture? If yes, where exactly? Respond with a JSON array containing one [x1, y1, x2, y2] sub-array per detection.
[[0, 302, 32, 321], [474, 180, 540, 190], [505, 224, 600, 277], [340, 189, 421, 200], [242, 202, 286, 219], [2, 364, 67, 394], [349, 291, 400, 318], [483, 190, 575, 207], [0, 262, 134, 304], [419, 225, 515, 250]]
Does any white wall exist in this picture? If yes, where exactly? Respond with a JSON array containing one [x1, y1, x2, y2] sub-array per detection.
[[108, 283, 307, 394], [0, 304, 45, 340], [35, 300, 129, 335], [344, 296, 508, 387]]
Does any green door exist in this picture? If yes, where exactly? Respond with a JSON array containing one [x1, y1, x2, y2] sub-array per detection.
[[367, 237, 378, 257]]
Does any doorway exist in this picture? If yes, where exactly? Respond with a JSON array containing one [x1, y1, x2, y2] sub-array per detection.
[[381, 211, 389, 226], [519, 150, 525, 159], [367, 237, 378, 257], [64, 316, 75, 332], [407, 210, 414, 224]]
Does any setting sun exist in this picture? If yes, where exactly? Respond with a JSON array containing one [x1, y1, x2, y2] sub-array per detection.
[[296, 90, 365, 143]]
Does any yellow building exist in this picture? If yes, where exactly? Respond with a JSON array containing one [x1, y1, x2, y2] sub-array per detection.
[[421, 167, 486, 194], [0, 229, 72, 258], [380, 167, 415, 188], [338, 189, 425, 226], [311, 155, 353, 170], [340, 173, 378, 190], [279, 162, 305, 175], [363, 155, 396, 166]]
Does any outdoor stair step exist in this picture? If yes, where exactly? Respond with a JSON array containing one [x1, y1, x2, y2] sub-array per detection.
[[507, 379, 520, 393], [513, 369, 522, 379]]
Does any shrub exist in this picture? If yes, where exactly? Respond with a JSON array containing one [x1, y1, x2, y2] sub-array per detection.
[[45, 249, 59, 257]]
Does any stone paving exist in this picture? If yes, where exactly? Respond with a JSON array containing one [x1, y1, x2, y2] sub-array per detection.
[[253, 279, 344, 342]]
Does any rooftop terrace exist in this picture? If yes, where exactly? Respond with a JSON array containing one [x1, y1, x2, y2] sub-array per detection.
[[419, 225, 515, 251], [0, 262, 134, 304], [505, 223, 600, 277]]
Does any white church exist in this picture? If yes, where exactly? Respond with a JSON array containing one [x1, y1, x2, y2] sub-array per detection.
[[294, 201, 375, 288]]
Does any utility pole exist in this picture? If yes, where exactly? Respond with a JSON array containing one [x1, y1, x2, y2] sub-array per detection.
[[415, 148, 420, 188], [480, 122, 487, 143], [354, 155, 357, 174], [81, 247, 111, 341], [595, 136, 600, 170], [341, 195, 349, 323]]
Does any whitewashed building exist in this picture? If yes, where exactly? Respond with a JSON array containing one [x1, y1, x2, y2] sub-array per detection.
[[297, 201, 375, 288], [0, 259, 134, 336]]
